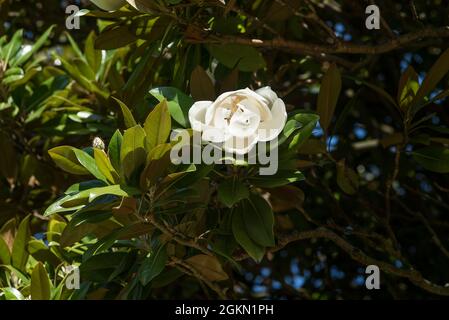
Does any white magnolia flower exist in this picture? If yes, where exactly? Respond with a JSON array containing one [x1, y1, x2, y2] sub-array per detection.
[[188, 87, 287, 155]]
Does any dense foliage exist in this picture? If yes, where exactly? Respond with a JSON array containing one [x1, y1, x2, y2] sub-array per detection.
[[1, 0, 449, 300]]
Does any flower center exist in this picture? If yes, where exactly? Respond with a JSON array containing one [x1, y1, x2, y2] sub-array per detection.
[[224, 96, 246, 124]]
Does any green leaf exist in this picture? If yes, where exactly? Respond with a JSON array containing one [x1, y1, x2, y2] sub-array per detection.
[[2, 30, 22, 66], [190, 66, 215, 101], [73, 148, 107, 182], [149, 87, 194, 128], [412, 146, 449, 173], [121, 125, 147, 182], [0, 236, 11, 265], [140, 151, 171, 190], [283, 113, 320, 150], [48, 146, 90, 175], [139, 244, 168, 285], [44, 185, 131, 216], [94, 148, 119, 184], [108, 130, 123, 173], [28, 239, 61, 267], [144, 99, 171, 151], [232, 207, 265, 263], [12, 215, 31, 272], [151, 268, 183, 289], [13, 25, 55, 66], [242, 195, 275, 247], [317, 63, 341, 132], [31, 262, 51, 300], [1, 287, 25, 300], [80, 252, 129, 283], [85, 31, 102, 73], [113, 97, 137, 129], [55, 54, 106, 98], [148, 143, 172, 161], [397, 66, 419, 110], [65, 31, 85, 61], [336, 159, 359, 195], [412, 48, 449, 112], [208, 44, 266, 72], [217, 177, 249, 208], [1, 264, 30, 285], [83, 225, 130, 261], [249, 170, 305, 188], [95, 25, 138, 50]]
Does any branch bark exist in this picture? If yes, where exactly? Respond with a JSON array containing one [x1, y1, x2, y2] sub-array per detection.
[[186, 26, 449, 56]]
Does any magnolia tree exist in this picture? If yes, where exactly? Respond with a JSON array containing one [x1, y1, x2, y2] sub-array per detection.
[[1, 0, 449, 300]]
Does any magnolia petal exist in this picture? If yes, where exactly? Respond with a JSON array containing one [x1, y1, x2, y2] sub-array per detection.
[[188, 101, 212, 132], [258, 98, 287, 141], [90, 0, 127, 11], [255, 86, 278, 106], [212, 106, 231, 129], [205, 88, 271, 126], [202, 126, 228, 143], [228, 104, 261, 138], [223, 134, 258, 155]]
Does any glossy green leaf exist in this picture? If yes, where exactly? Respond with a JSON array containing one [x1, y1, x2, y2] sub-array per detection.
[[80, 252, 129, 282], [217, 177, 249, 208], [121, 125, 147, 182], [94, 148, 119, 184], [11, 215, 31, 272], [28, 239, 61, 267], [31, 262, 51, 300], [232, 207, 265, 263], [249, 170, 305, 188], [397, 66, 419, 110], [317, 63, 341, 132], [48, 146, 90, 175], [1, 287, 25, 300], [144, 99, 171, 151], [13, 25, 55, 67], [140, 151, 171, 190], [44, 185, 131, 216], [241, 195, 275, 247], [412, 48, 449, 112], [139, 244, 168, 285], [73, 148, 107, 182], [113, 97, 137, 129], [2, 30, 23, 66], [85, 31, 102, 73], [149, 87, 194, 128], [0, 236, 11, 264], [412, 146, 449, 173], [108, 130, 123, 173], [95, 25, 138, 50], [283, 113, 320, 150]]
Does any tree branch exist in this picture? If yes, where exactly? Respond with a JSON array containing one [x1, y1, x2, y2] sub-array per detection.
[[234, 227, 449, 296], [186, 26, 449, 56]]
